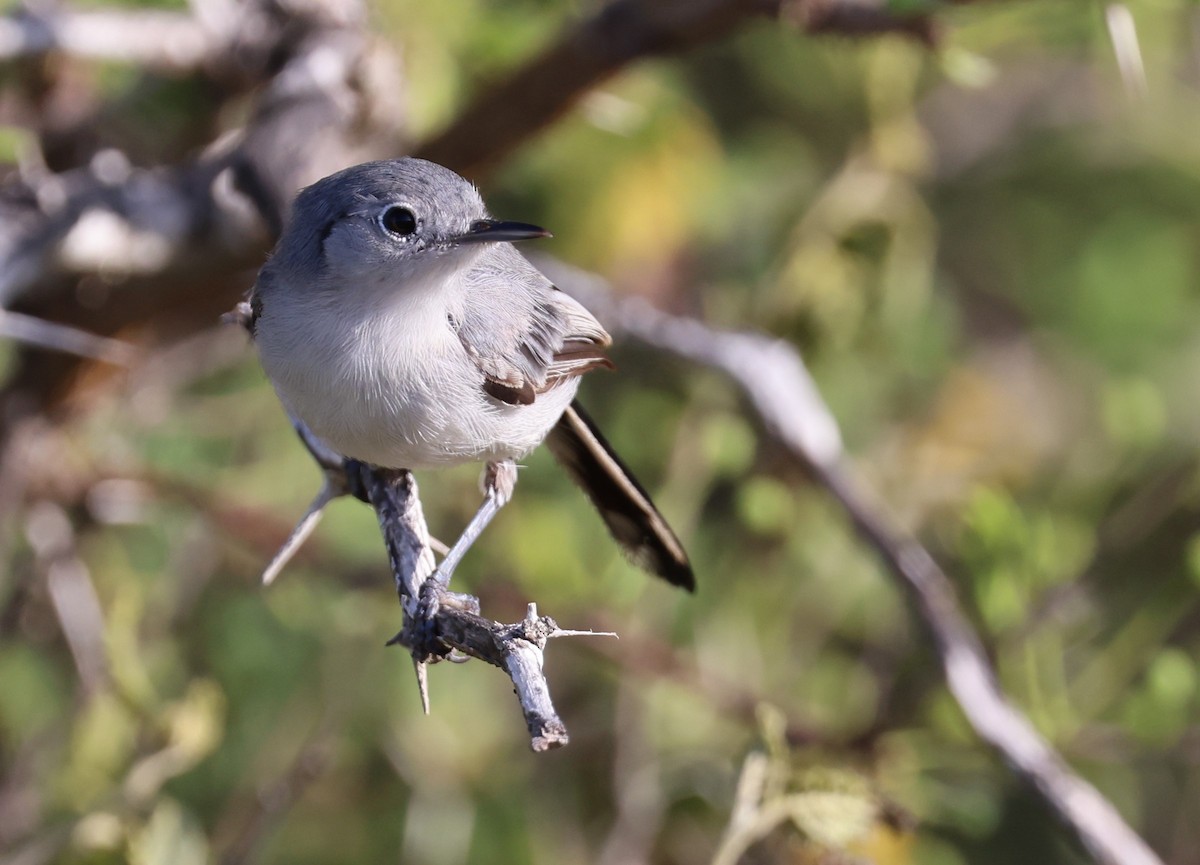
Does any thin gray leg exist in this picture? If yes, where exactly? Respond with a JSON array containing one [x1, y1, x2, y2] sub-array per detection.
[[410, 460, 517, 661], [432, 459, 518, 588]]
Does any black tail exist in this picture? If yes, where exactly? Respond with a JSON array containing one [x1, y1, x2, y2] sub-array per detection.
[[545, 401, 694, 591]]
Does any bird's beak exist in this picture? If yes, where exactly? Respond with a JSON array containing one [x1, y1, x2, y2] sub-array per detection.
[[453, 219, 552, 244]]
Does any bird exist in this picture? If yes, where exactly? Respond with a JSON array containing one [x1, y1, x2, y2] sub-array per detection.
[[249, 157, 693, 592]]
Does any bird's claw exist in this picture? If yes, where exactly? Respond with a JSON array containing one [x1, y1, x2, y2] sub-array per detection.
[[386, 579, 479, 661]]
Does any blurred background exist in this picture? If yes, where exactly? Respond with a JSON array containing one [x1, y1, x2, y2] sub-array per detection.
[[2, 0, 1200, 863]]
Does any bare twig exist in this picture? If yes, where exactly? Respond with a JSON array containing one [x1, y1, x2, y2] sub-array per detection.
[[1105, 4, 1147, 99], [550, 262, 1165, 865], [259, 479, 341, 586], [0, 309, 136, 364], [439, 603, 572, 752], [0, 8, 219, 71], [23, 501, 108, 694]]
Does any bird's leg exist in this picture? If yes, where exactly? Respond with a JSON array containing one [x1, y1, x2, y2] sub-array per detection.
[[412, 460, 518, 655], [433, 459, 518, 588]]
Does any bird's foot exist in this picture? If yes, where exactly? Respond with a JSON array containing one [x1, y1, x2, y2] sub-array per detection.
[[386, 577, 480, 662]]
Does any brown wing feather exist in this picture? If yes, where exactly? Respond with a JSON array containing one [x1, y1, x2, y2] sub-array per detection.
[[483, 377, 537, 406], [455, 245, 613, 405]]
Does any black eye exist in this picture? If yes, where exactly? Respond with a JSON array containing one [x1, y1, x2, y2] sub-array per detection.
[[380, 206, 417, 237]]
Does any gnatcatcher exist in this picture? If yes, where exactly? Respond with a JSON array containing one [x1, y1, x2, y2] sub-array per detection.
[[250, 158, 693, 591]]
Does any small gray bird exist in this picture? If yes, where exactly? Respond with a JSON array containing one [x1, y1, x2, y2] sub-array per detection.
[[250, 158, 693, 590]]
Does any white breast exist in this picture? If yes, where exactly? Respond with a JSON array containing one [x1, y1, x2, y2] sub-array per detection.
[[255, 273, 576, 470]]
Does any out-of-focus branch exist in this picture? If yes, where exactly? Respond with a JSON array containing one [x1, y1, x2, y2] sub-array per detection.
[[0, 154, 240, 305], [23, 501, 107, 694], [0, 308, 135, 363], [0, 0, 377, 303], [416, 0, 936, 176], [0, 0, 328, 81], [548, 261, 1164, 865], [0, 0, 398, 414], [787, 0, 938, 41], [1104, 3, 1147, 99], [0, 7, 221, 72]]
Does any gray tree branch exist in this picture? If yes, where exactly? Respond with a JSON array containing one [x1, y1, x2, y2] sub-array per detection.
[[357, 463, 573, 751], [546, 260, 1165, 865]]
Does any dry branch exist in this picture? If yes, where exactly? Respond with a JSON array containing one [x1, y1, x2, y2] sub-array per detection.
[[0, 0, 396, 415], [0, 8, 220, 71], [287, 418, 586, 750]]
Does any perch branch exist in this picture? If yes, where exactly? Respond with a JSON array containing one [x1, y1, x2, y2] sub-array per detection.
[[349, 457, 579, 750], [548, 261, 1165, 865]]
